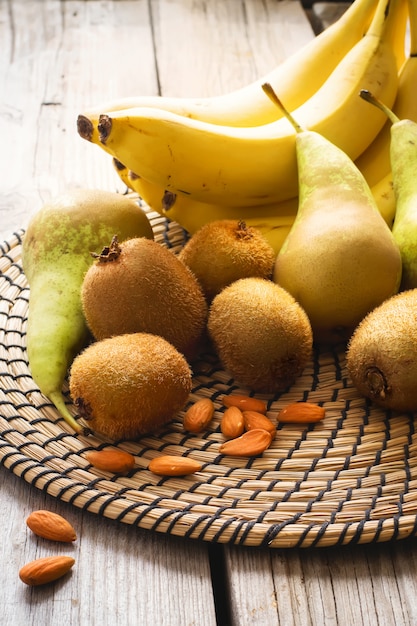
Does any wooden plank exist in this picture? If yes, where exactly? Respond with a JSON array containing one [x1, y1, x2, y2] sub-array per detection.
[[151, 0, 315, 97], [0, 0, 158, 239], [0, 469, 217, 626], [224, 541, 417, 625]]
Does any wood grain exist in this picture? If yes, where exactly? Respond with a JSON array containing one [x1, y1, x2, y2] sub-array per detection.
[[224, 541, 417, 625], [1, 470, 216, 626]]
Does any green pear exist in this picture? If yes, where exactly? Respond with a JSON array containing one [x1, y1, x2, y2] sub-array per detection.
[[262, 83, 402, 344], [22, 188, 154, 434], [360, 89, 417, 290]]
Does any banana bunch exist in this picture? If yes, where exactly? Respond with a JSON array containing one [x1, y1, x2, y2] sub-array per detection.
[[77, 0, 411, 253]]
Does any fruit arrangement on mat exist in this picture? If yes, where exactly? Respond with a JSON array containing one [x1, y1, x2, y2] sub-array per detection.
[[20, 0, 417, 472]]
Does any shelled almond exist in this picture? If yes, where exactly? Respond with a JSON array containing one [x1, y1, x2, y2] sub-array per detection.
[[183, 397, 215, 433], [222, 394, 267, 414], [277, 402, 325, 423], [219, 428, 272, 457], [242, 410, 276, 436], [85, 448, 136, 473], [19, 555, 75, 587], [26, 510, 77, 543], [220, 406, 245, 439], [148, 455, 202, 476]]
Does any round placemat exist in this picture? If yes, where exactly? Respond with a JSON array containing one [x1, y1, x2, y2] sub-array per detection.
[[1, 209, 417, 549]]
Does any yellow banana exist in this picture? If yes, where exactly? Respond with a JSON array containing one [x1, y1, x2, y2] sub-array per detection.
[[79, 0, 405, 208], [353, 0, 417, 227], [112, 158, 297, 220], [112, 158, 296, 253], [80, 0, 377, 131]]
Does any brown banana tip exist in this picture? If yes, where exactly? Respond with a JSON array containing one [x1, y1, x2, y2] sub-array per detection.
[[77, 115, 94, 141], [113, 158, 126, 171], [162, 190, 177, 212], [97, 114, 112, 144]]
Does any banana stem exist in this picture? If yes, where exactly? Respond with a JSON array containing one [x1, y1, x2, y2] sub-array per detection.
[[261, 83, 304, 133], [77, 115, 94, 142], [359, 89, 401, 124], [98, 114, 112, 144]]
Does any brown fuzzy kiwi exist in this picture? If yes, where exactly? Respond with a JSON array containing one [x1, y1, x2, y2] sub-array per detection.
[[69, 333, 192, 440], [178, 220, 275, 301], [81, 236, 208, 360], [207, 277, 313, 393], [347, 289, 417, 412]]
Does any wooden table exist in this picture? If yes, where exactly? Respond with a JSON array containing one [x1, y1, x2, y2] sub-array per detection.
[[2, 1, 417, 624]]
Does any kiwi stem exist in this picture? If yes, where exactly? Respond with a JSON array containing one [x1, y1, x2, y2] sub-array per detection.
[[359, 89, 400, 125], [261, 82, 304, 134], [236, 220, 253, 240]]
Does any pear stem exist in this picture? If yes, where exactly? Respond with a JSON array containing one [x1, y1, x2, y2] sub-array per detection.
[[359, 89, 401, 125], [262, 82, 304, 134]]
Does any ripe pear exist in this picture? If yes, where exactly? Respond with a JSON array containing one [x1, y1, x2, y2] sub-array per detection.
[[22, 188, 154, 434], [360, 89, 417, 290], [262, 83, 402, 344]]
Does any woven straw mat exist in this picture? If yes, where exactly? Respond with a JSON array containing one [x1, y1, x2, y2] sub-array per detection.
[[1, 206, 417, 549]]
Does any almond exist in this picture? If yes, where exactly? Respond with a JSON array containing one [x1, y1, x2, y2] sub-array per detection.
[[85, 449, 135, 473], [222, 394, 267, 414], [19, 555, 75, 587], [221, 406, 245, 439], [183, 398, 215, 433], [277, 402, 325, 423], [219, 428, 272, 457], [26, 510, 77, 543], [243, 410, 277, 436], [148, 455, 202, 476]]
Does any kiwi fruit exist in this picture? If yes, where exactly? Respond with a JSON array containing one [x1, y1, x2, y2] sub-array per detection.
[[81, 236, 208, 360], [207, 277, 313, 393], [178, 220, 275, 301], [69, 332, 192, 440], [347, 289, 417, 412]]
